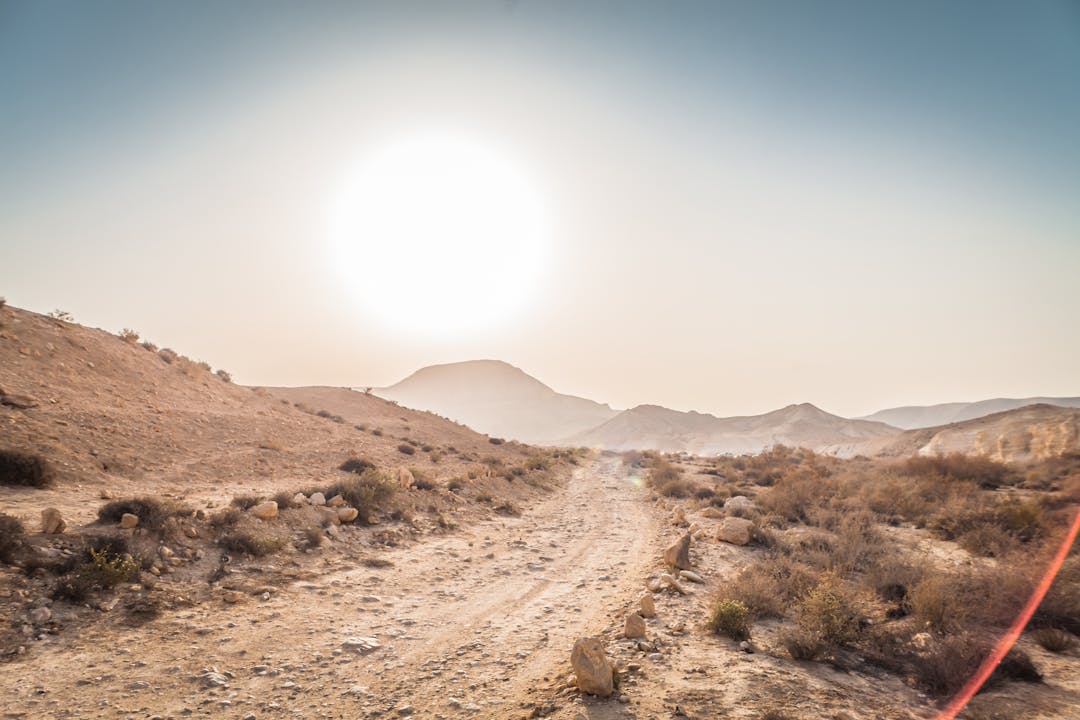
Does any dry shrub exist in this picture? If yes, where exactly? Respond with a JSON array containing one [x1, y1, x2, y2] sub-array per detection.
[[230, 494, 262, 510], [780, 627, 824, 660], [958, 524, 1013, 558], [899, 453, 1014, 489], [648, 459, 695, 497], [795, 573, 865, 646], [158, 348, 178, 364], [1033, 555, 1080, 634], [118, 328, 139, 343], [726, 564, 787, 618], [339, 457, 376, 474], [0, 514, 25, 564], [707, 598, 752, 640], [316, 469, 397, 520], [97, 497, 181, 531], [915, 633, 986, 697], [218, 531, 287, 557], [757, 467, 835, 523], [209, 507, 243, 529], [397, 443, 416, 455], [1030, 627, 1075, 653], [0, 450, 54, 488], [910, 574, 967, 632], [867, 557, 925, 608], [303, 526, 324, 549]]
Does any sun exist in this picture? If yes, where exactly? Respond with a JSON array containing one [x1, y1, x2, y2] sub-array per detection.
[[328, 131, 549, 337]]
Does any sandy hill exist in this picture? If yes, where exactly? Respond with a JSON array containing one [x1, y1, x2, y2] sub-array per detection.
[[568, 402, 897, 455], [845, 403, 1080, 462], [373, 359, 618, 444], [0, 305, 527, 525], [861, 396, 1080, 429]]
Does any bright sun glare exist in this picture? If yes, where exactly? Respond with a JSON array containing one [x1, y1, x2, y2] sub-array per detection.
[[328, 131, 549, 337]]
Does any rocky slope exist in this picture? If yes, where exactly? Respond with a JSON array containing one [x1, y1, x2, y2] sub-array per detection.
[[861, 397, 1080, 429]]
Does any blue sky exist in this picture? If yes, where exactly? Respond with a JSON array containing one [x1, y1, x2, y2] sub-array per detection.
[[1, 1, 1078, 416]]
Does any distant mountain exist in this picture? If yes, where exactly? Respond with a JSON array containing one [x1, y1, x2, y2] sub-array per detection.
[[567, 402, 897, 455], [861, 397, 1080, 429], [849, 403, 1080, 462], [373, 360, 618, 444]]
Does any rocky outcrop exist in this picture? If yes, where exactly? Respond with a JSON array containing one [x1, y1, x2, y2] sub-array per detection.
[[716, 517, 754, 545]]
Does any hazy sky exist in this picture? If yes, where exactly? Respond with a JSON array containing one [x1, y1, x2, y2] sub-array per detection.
[[2, 1, 1078, 418]]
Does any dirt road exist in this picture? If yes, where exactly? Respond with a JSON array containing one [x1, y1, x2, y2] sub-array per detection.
[[3, 456, 658, 719]]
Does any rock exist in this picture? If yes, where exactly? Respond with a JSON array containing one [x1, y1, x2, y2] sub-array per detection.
[[624, 613, 647, 639], [397, 467, 415, 488], [700, 506, 725, 519], [618, 695, 630, 704], [184, 526, 199, 539], [663, 533, 692, 570], [120, 513, 139, 529], [671, 507, 686, 526], [0, 393, 37, 409], [910, 632, 933, 652], [337, 507, 359, 523], [726, 495, 756, 510], [639, 593, 656, 618], [29, 607, 51, 625], [223, 590, 245, 604], [317, 507, 340, 526], [679, 570, 704, 584], [292, 493, 308, 506], [249, 501, 278, 521], [41, 508, 66, 534], [739, 640, 753, 653], [327, 494, 346, 508], [645, 577, 662, 592], [660, 573, 687, 595], [199, 670, 229, 688], [570, 637, 614, 698], [342, 637, 381, 655], [715, 517, 754, 546], [309, 492, 326, 507]]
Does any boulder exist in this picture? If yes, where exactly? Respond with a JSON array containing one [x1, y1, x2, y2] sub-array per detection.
[[639, 592, 656, 618], [119, 513, 139, 529], [292, 493, 308, 506], [726, 495, 755, 510], [570, 637, 614, 697], [624, 613, 647, 639], [716, 517, 754, 546], [397, 467, 415, 488], [663, 533, 692, 570], [327, 494, 346, 508], [309, 492, 327, 507], [249, 501, 279, 521], [337, 507, 359, 523], [40, 508, 66, 534]]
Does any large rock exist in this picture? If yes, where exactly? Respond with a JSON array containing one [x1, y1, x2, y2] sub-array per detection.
[[250, 501, 279, 521], [716, 516, 754, 546], [663, 533, 692, 570], [624, 613, 647, 639], [397, 467, 415, 488], [327, 494, 346, 508], [309, 492, 327, 507], [337, 507, 359, 523], [119, 513, 139, 529], [639, 592, 656, 618], [292, 492, 308, 506], [41, 508, 66, 534], [570, 637, 614, 697]]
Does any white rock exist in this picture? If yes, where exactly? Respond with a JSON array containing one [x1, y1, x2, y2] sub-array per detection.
[[337, 507, 359, 523], [342, 637, 381, 654], [309, 492, 327, 507], [292, 492, 308, 506], [249, 501, 279, 521], [679, 570, 704, 584]]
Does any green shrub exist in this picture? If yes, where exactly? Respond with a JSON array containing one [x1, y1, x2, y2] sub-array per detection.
[[0, 450, 53, 487], [796, 574, 864, 646], [84, 546, 140, 587], [707, 598, 752, 640]]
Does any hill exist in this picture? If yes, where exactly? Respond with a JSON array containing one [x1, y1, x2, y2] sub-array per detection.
[[373, 359, 618, 444], [568, 402, 897, 455], [861, 396, 1080, 429], [847, 403, 1080, 462]]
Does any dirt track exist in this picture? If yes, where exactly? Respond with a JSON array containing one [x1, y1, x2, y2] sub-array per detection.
[[2, 457, 658, 719]]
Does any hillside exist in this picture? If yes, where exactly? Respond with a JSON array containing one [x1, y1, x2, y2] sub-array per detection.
[[568, 402, 897, 455], [861, 396, 1080, 429], [847, 403, 1080, 462], [0, 305, 534, 526], [374, 359, 618, 444]]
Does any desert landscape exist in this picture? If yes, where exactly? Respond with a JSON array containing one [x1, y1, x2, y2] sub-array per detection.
[[2, 3, 1078, 719]]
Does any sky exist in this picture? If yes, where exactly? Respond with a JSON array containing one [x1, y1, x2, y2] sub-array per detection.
[[1, 0, 1078, 418]]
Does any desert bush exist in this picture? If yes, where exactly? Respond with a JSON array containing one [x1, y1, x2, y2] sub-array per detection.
[[51, 574, 95, 602], [158, 348, 178, 364], [1030, 627, 1075, 653], [52, 542, 140, 602], [726, 564, 787, 618], [1032, 555, 1080, 633], [707, 598, 752, 640], [316, 469, 397, 520], [412, 476, 435, 491], [216, 369, 232, 383], [958, 523, 1013, 558], [796, 573, 864, 646], [140, 340, 157, 352], [916, 635, 1040, 697], [0, 450, 53, 488], [0, 514, 25, 564], [867, 557, 925, 606], [494, 502, 520, 516], [447, 477, 466, 492], [303, 525, 324, 549], [209, 507, 243, 529], [230, 494, 262, 510], [118, 328, 139, 343], [84, 546, 140, 587], [488, 437, 504, 445], [397, 443, 416, 455], [899, 453, 1013, 489], [371, 428, 384, 436], [339, 457, 376, 475], [218, 531, 287, 557], [910, 574, 967, 633], [97, 497, 179, 531], [48, 309, 73, 321], [780, 628, 824, 660], [272, 490, 294, 509]]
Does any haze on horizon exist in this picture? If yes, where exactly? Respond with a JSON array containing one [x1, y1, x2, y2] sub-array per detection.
[[2, 1, 1078, 418]]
